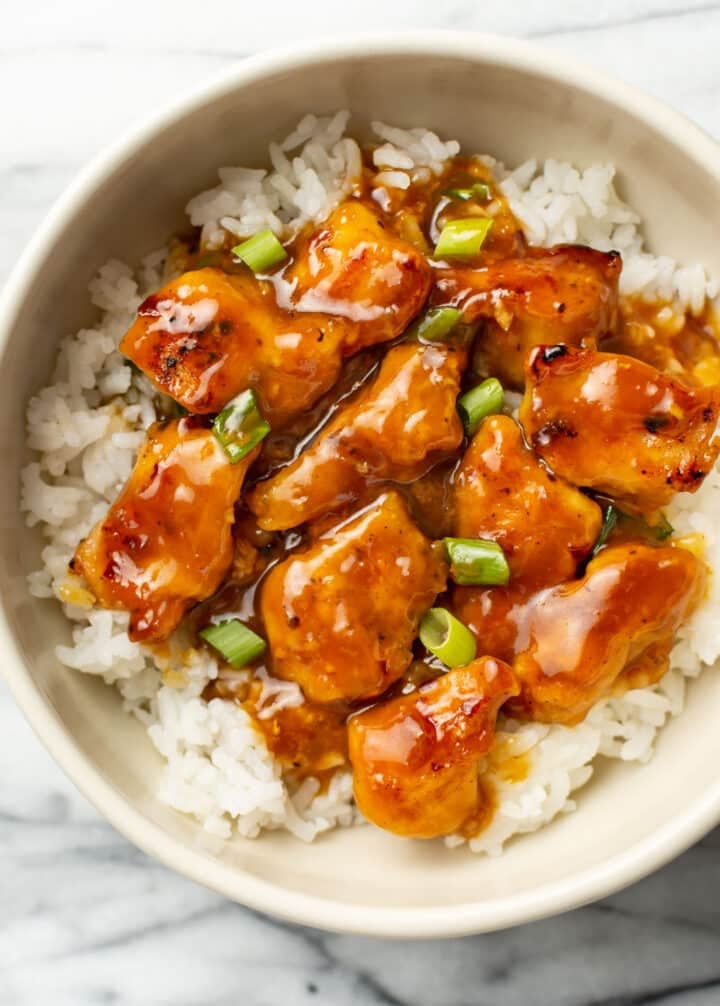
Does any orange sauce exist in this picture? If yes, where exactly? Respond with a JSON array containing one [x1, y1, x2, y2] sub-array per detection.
[[611, 296, 720, 385], [250, 699, 349, 788], [353, 153, 525, 261], [487, 735, 533, 785], [203, 672, 349, 789], [459, 779, 497, 839]]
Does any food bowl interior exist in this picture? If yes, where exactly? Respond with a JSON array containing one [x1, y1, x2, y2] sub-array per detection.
[[3, 39, 720, 936]]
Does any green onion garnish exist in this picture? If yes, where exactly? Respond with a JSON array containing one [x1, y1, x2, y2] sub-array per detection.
[[653, 512, 674, 541], [592, 505, 618, 557], [444, 183, 491, 202], [232, 229, 287, 272], [419, 607, 477, 668], [444, 189, 473, 202], [212, 389, 270, 463], [195, 250, 226, 269], [457, 378, 504, 436], [434, 218, 493, 259], [444, 538, 510, 586], [200, 618, 266, 668], [591, 504, 674, 558], [410, 306, 462, 343]]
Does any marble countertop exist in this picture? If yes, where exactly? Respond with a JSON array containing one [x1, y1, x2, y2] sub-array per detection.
[[3, 3, 720, 1003]]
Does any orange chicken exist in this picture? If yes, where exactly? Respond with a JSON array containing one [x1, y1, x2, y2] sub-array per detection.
[[121, 201, 431, 424], [454, 414, 602, 590], [120, 268, 347, 425], [434, 245, 621, 386], [283, 199, 432, 351], [349, 657, 518, 838], [520, 345, 720, 509], [451, 581, 527, 666], [260, 491, 447, 702], [72, 418, 254, 642], [249, 343, 466, 530], [453, 544, 705, 725], [53, 140, 720, 849]]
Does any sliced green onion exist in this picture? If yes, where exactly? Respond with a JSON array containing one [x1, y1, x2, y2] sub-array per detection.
[[418, 603, 474, 667], [628, 509, 674, 542], [232, 229, 287, 272], [591, 504, 673, 558], [409, 306, 462, 343], [434, 218, 493, 259], [200, 618, 266, 668], [444, 183, 491, 202], [419, 607, 477, 668], [592, 505, 618, 557], [444, 189, 473, 202], [195, 250, 226, 269], [213, 389, 270, 463], [653, 512, 674, 541], [444, 538, 510, 586], [458, 378, 505, 436]]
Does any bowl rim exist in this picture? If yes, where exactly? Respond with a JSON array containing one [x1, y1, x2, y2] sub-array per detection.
[[3, 30, 720, 938]]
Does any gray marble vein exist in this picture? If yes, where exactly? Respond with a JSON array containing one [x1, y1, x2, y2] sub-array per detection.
[[2, 2, 720, 1003]]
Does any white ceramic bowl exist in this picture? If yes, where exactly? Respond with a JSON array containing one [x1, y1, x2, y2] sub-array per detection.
[[3, 32, 720, 938]]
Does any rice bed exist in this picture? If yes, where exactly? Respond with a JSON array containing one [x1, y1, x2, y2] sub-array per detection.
[[21, 111, 720, 854]]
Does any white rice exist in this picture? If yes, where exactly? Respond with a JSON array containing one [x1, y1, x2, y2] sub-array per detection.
[[20, 112, 720, 852], [491, 156, 718, 313], [186, 110, 363, 250]]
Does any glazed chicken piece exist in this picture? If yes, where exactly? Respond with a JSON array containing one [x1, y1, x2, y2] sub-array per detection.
[[433, 245, 621, 386], [613, 638, 675, 694], [72, 418, 254, 642], [120, 268, 347, 425], [249, 343, 466, 530], [520, 345, 720, 509], [121, 202, 431, 424], [455, 543, 705, 725], [260, 491, 447, 702], [348, 657, 518, 838], [455, 414, 602, 590], [451, 582, 527, 666], [283, 199, 432, 351], [509, 543, 706, 723]]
